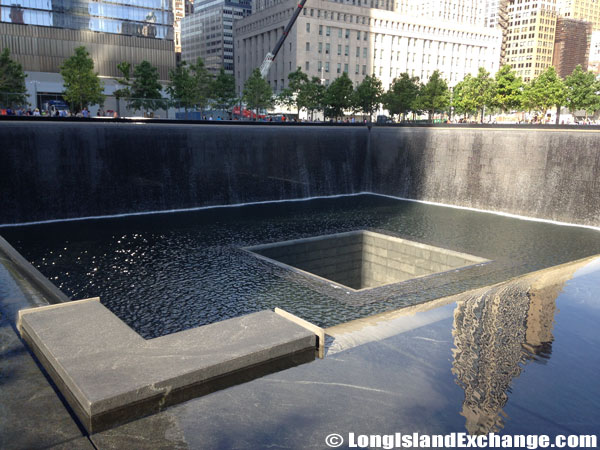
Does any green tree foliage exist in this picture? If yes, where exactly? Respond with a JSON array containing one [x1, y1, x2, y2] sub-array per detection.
[[0, 47, 27, 108], [167, 61, 196, 114], [60, 46, 104, 113], [189, 58, 213, 113], [323, 72, 354, 119], [353, 74, 383, 121], [277, 67, 309, 115], [301, 76, 326, 120], [243, 68, 274, 117], [451, 69, 495, 122], [128, 60, 165, 113], [522, 66, 565, 119], [212, 67, 237, 111], [381, 73, 420, 121], [452, 74, 477, 118], [564, 64, 599, 117], [415, 70, 450, 122], [493, 65, 523, 113], [469, 67, 495, 122], [114, 61, 132, 101]]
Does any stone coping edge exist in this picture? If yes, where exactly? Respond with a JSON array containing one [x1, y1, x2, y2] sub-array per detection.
[[0, 234, 70, 303], [17, 300, 317, 433], [274, 308, 325, 359]]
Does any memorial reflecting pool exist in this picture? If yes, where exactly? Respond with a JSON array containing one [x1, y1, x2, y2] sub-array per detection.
[[2, 194, 600, 339]]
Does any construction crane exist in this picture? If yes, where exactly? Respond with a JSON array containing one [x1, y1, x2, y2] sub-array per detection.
[[259, 0, 309, 78]]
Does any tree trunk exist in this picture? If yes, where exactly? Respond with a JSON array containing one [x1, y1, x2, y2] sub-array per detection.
[[555, 105, 561, 125]]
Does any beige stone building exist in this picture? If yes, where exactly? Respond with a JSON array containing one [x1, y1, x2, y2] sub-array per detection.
[[558, 0, 600, 30], [504, 0, 558, 82], [234, 0, 501, 96]]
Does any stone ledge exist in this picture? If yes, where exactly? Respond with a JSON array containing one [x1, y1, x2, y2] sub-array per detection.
[[17, 299, 316, 433]]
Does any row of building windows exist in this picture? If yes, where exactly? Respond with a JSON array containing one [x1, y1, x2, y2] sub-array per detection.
[[239, 8, 496, 44]]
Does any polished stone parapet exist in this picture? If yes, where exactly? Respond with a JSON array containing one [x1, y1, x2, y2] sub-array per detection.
[[17, 300, 316, 433], [2, 122, 600, 227]]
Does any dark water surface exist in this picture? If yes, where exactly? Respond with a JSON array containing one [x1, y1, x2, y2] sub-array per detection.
[[2, 194, 600, 339]]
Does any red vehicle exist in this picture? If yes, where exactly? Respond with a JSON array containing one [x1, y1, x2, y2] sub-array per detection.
[[232, 106, 265, 120]]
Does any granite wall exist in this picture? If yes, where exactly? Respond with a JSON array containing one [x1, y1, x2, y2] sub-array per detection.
[[0, 122, 369, 224], [368, 127, 600, 227], [1, 121, 599, 227]]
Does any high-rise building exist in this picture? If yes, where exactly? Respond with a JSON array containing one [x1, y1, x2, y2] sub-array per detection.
[[174, 0, 187, 54], [504, 0, 558, 82], [558, 0, 600, 30], [181, 0, 252, 75], [234, 0, 501, 97], [1, 0, 176, 111], [185, 0, 195, 15], [587, 30, 600, 74], [0, 0, 175, 79], [396, 0, 485, 26], [553, 17, 592, 77], [483, 0, 510, 65]]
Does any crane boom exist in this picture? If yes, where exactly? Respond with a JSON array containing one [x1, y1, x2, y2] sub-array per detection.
[[259, 0, 308, 78]]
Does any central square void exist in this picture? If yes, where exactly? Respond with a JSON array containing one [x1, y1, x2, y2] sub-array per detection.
[[247, 231, 489, 291]]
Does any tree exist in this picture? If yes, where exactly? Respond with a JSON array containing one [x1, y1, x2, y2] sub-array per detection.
[[0, 47, 27, 108], [522, 66, 565, 122], [323, 72, 354, 119], [415, 70, 450, 122], [189, 58, 213, 114], [353, 74, 383, 122], [243, 68, 274, 118], [382, 73, 420, 121], [301, 76, 326, 120], [564, 64, 599, 119], [167, 61, 195, 116], [452, 75, 477, 119], [60, 46, 104, 113], [212, 67, 237, 112], [492, 65, 523, 113], [129, 60, 165, 114], [277, 67, 309, 116], [113, 61, 133, 116], [468, 67, 495, 122]]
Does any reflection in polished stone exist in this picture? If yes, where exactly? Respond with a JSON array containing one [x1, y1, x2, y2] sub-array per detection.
[[451, 271, 569, 435]]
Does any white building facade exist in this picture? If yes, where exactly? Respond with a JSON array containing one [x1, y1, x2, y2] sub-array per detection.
[[234, 0, 502, 95]]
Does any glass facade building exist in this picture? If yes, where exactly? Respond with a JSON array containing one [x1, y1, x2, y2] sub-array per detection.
[[1, 0, 173, 39], [181, 0, 251, 74]]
